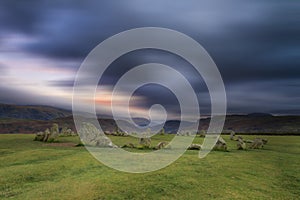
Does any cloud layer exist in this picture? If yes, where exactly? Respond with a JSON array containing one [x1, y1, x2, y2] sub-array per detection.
[[0, 0, 299, 116]]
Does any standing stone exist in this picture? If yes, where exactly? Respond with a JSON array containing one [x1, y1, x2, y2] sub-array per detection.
[[237, 137, 247, 150], [50, 123, 59, 135], [250, 138, 266, 149], [156, 141, 168, 150], [66, 129, 75, 136], [139, 137, 151, 148], [198, 130, 206, 137], [79, 122, 116, 147], [237, 141, 247, 150], [43, 128, 51, 142], [213, 136, 227, 151], [48, 123, 59, 142], [60, 126, 68, 136], [230, 131, 236, 140], [262, 139, 268, 145]]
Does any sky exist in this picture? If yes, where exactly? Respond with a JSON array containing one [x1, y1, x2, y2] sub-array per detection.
[[0, 0, 299, 119]]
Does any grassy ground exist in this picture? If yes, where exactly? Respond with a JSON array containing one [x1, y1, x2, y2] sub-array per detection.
[[0, 134, 299, 199]]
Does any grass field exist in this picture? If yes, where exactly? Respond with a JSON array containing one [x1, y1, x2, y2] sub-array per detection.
[[0, 134, 299, 199]]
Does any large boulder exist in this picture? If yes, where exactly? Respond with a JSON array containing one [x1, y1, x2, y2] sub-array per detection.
[[79, 122, 116, 147]]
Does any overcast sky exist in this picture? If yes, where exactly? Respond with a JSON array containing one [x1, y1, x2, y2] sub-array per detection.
[[0, 0, 299, 118]]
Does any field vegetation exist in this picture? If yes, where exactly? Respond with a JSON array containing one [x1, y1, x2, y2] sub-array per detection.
[[0, 134, 299, 199]]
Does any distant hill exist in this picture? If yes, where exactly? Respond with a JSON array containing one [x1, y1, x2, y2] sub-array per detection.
[[0, 116, 118, 134], [0, 103, 72, 120], [247, 113, 273, 117], [0, 104, 299, 134], [198, 114, 300, 134]]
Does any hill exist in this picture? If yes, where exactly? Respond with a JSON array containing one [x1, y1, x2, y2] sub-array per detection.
[[0, 103, 72, 120], [0, 114, 300, 134], [198, 114, 300, 134], [0, 104, 299, 134]]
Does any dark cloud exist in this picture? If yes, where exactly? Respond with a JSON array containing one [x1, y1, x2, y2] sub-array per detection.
[[0, 0, 144, 59], [1, 0, 298, 83], [0, 0, 43, 34], [225, 78, 300, 113], [0, 85, 71, 109], [0, 0, 299, 114], [0, 63, 7, 76], [47, 80, 74, 88], [100, 49, 211, 111]]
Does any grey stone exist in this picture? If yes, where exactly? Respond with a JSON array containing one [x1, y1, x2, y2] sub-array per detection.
[[229, 131, 236, 140], [48, 123, 59, 142], [34, 131, 45, 141], [156, 141, 168, 150], [43, 128, 50, 142], [237, 140, 247, 150], [79, 122, 116, 147], [139, 137, 151, 148], [198, 130, 206, 137], [121, 143, 135, 148], [250, 138, 265, 149], [213, 136, 227, 151], [188, 144, 202, 150]]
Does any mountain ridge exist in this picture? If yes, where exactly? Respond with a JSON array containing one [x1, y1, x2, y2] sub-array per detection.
[[0, 103, 72, 120], [0, 104, 299, 134]]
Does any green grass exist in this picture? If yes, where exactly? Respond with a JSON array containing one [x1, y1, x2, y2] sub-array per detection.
[[0, 134, 299, 199]]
